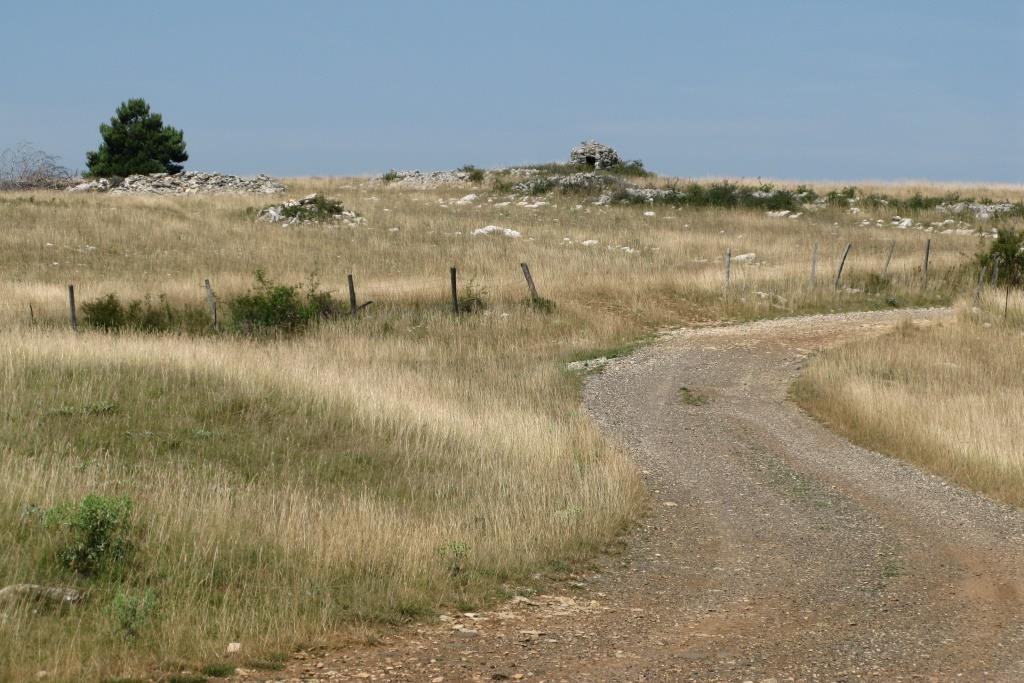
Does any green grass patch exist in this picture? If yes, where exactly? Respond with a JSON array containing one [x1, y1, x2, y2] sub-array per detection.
[[678, 387, 708, 406], [200, 663, 236, 678]]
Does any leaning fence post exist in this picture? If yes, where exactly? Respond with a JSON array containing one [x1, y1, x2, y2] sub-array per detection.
[[520, 262, 540, 301], [450, 266, 459, 315], [347, 273, 357, 313], [29, 303, 35, 325], [724, 248, 731, 288], [922, 239, 931, 288], [67, 285, 77, 333], [203, 278, 219, 331], [834, 243, 852, 290], [809, 243, 818, 287], [882, 240, 895, 277]]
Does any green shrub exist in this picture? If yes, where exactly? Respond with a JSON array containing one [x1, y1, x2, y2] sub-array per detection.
[[515, 160, 652, 178], [381, 169, 399, 183], [110, 590, 156, 639], [278, 195, 349, 222], [610, 181, 801, 211], [456, 280, 487, 314], [615, 160, 652, 177], [825, 186, 858, 206], [81, 293, 208, 333], [46, 494, 134, 576], [81, 293, 127, 330], [228, 271, 342, 334], [458, 165, 486, 183], [979, 228, 1024, 286]]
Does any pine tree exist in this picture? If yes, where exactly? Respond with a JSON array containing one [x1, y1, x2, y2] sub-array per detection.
[[85, 99, 188, 177]]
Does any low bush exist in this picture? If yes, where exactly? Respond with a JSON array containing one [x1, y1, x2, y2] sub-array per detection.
[[110, 590, 157, 640], [279, 195, 349, 222], [515, 160, 652, 178], [979, 228, 1024, 286], [611, 181, 801, 211], [228, 270, 342, 333], [81, 294, 209, 333], [458, 165, 486, 183], [46, 494, 134, 577], [456, 280, 487, 314]]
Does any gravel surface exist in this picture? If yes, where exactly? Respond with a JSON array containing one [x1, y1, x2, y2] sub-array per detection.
[[235, 309, 1024, 682]]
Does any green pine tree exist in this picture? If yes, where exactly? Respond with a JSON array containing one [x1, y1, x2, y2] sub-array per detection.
[[85, 98, 188, 177]]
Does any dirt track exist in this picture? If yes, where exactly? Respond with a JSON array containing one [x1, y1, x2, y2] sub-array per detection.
[[241, 309, 1024, 682]]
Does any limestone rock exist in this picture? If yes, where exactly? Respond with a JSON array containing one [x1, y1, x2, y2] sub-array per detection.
[[379, 169, 474, 188], [69, 171, 285, 195], [257, 193, 364, 226], [0, 584, 83, 615]]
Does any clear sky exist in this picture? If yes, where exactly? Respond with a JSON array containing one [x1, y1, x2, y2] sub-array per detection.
[[3, 0, 1022, 181]]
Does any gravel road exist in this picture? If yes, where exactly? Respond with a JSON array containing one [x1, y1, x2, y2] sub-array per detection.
[[239, 309, 1024, 682]]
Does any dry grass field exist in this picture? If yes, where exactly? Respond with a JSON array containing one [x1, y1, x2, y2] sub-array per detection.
[[794, 290, 1024, 507], [0, 175, 1015, 681]]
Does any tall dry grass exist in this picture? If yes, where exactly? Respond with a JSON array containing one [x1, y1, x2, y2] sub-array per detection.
[[0, 177, 1007, 681], [793, 289, 1024, 506]]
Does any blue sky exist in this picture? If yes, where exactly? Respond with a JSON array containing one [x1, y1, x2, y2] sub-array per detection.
[[3, 1, 1022, 181]]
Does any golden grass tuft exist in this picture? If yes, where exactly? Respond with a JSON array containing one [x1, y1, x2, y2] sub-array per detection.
[[793, 290, 1024, 506]]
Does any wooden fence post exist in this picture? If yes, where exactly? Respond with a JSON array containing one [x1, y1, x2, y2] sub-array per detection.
[[992, 257, 1000, 286], [1005, 277, 1012, 320], [67, 285, 77, 333], [882, 240, 896, 277], [520, 262, 540, 301], [204, 279, 219, 331], [347, 274, 357, 313], [450, 266, 459, 315], [809, 243, 818, 287], [834, 243, 852, 290], [724, 248, 731, 288], [29, 303, 35, 325], [922, 239, 931, 288]]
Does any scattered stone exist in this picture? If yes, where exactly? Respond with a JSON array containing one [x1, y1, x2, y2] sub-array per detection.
[[567, 357, 609, 372], [731, 253, 756, 263], [257, 193, 364, 226], [512, 171, 627, 195], [227, 642, 241, 654], [67, 178, 114, 193], [569, 140, 621, 169], [0, 584, 83, 615], [69, 171, 284, 195], [379, 169, 474, 188], [472, 225, 521, 238]]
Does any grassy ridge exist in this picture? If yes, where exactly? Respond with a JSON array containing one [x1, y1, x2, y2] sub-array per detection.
[[0, 177, 1014, 681]]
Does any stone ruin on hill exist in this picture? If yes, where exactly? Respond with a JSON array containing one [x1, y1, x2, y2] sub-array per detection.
[[569, 140, 621, 170]]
